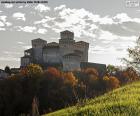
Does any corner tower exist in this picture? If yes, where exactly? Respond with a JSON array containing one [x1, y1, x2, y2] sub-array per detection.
[[31, 38, 47, 63]]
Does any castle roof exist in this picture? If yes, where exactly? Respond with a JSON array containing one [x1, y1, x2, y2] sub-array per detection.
[[24, 48, 33, 53], [32, 38, 46, 42], [60, 30, 74, 34], [76, 41, 89, 45]]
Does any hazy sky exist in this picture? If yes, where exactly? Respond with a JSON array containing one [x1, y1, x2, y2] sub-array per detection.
[[0, 0, 140, 69]]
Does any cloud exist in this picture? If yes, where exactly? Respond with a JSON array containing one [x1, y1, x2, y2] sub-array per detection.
[[22, 45, 32, 49], [0, 28, 5, 31], [5, 22, 12, 26], [18, 6, 24, 9], [35, 4, 50, 12], [54, 5, 66, 11], [17, 26, 36, 33], [0, 16, 7, 22], [34, 16, 55, 24], [37, 28, 47, 34], [17, 41, 25, 45], [0, 21, 4, 27], [3, 51, 22, 55], [113, 13, 140, 24], [12, 12, 26, 21], [4, 4, 13, 8], [0, 57, 19, 62], [97, 30, 118, 41]]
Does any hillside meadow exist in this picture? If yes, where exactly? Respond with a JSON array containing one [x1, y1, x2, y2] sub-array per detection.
[[45, 81, 140, 116]]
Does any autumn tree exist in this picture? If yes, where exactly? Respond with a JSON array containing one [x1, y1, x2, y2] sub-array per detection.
[[103, 76, 120, 90], [122, 67, 139, 82], [27, 64, 43, 78], [45, 67, 61, 78], [63, 72, 77, 86], [107, 64, 119, 76], [123, 37, 140, 72]]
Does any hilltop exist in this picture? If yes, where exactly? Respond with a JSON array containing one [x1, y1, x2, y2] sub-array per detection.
[[45, 81, 140, 116]]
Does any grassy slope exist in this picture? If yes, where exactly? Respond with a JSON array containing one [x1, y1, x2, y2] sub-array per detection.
[[44, 81, 140, 116]]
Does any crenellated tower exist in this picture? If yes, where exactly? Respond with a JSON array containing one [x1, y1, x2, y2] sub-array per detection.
[[59, 30, 75, 56]]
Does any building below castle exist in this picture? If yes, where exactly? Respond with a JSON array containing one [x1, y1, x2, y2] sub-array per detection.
[[21, 30, 89, 71]]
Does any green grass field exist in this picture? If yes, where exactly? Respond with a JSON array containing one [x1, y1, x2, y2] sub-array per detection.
[[44, 81, 140, 116]]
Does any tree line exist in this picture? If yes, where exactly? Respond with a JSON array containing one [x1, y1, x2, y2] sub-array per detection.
[[0, 63, 139, 116]]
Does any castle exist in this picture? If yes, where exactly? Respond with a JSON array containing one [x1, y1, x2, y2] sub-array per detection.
[[21, 30, 89, 71]]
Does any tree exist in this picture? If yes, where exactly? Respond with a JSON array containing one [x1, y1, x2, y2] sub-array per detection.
[[63, 72, 77, 86], [103, 76, 120, 90], [27, 64, 43, 78], [107, 65, 118, 76], [45, 67, 61, 78], [122, 67, 139, 83], [4, 66, 11, 75], [122, 37, 140, 72]]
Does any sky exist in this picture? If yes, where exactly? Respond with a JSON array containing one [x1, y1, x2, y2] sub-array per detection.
[[0, 0, 140, 69]]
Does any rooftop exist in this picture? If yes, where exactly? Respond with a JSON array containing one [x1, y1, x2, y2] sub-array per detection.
[[32, 38, 47, 42]]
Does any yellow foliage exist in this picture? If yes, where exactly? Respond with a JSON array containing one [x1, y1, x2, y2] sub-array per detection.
[[27, 64, 43, 77]]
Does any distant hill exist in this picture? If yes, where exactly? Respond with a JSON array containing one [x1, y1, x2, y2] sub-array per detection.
[[43, 81, 140, 116]]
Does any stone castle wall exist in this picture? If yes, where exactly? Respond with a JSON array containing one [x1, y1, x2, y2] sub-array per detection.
[[21, 31, 89, 71]]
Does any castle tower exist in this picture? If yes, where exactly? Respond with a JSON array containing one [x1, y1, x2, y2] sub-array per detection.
[[59, 30, 75, 56], [75, 41, 89, 62], [31, 38, 47, 63]]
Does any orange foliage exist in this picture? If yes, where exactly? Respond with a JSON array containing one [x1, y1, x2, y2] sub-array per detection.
[[84, 68, 99, 77], [20, 68, 28, 76], [63, 72, 78, 86], [109, 76, 120, 89], [46, 67, 61, 77], [124, 67, 139, 81], [103, 76, 120, 89]]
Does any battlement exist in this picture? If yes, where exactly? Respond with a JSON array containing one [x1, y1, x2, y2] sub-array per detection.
[[32, 38, 47, 48], [60, 30, 74, 40]]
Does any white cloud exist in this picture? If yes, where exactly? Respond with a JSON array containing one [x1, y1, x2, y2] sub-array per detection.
[[12, 12, 26, 21], [35, 4, 50, 12], [113, 13, 140, 23], [54, 5, 66, 11], [18, 26, 36, 33], [98, 31, 118, 41], [0, 57, 19, 62], [3, 51, 22, 55], [34, 16, 54, 24], [37, 28, 47, 34], [0, 21, 4, 27], [22, 45, 32, 49], [4, 4, 13, 8], [0, 16, 7, 22], [0, 28, 5, 31], [5, 22, 12, 26], [18, 6, 24, 8], [17, 41, 25, 45]]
